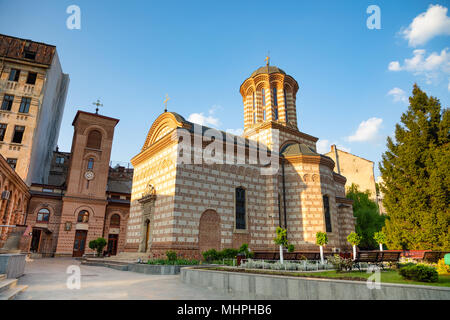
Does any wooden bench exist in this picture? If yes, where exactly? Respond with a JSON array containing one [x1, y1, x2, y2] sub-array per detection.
[[377, 251, 401, 269], [353, 251, 380, 270], [423, 251, 450, 263]]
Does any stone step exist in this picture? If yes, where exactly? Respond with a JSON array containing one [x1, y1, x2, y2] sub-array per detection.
[[0, 279, 17, 293], [0, 285, 28, 300]]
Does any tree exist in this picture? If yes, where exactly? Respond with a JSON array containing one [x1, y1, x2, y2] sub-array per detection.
[[274, 227, 288, 264], [346, 184, 385, 249], [88, 238, 107, 257], [373, 231, 386, 251], [315, 232, 328, 264], [379, 84, 450, 250], [347, 232, 361, 260]]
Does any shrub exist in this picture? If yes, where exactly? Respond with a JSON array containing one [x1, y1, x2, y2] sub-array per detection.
[[287, 244, 295, 253], [88, 238, 107, 257], [398, 264, 438, 282], [327, 254, 353, 272], [221, 248, 239, 259], [347, 232, 361, 246], [437, 258, 450, 275], [166, 250, 177, 261], [202, 249, 220, 262]]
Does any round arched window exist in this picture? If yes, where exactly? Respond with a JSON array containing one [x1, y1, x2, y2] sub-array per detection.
[[37, 208, 50, 222], [77, 210, 89, 223], [110, 214, 120, 227]]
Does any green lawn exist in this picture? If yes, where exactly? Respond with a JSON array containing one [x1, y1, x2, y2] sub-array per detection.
[[205, 267, 450, 287]]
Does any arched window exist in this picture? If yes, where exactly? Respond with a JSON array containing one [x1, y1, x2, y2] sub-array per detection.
[[323, 195, 332, 232], [110, 214, 120, 227], [274, 107, 279, 120], [235, 187, 246, 230], [261, 89, 266, 106], [86, 130, 102, 149], [272, 87, 278, 106], [253, 112, 256, 124], [77, 210, 89, 223], [252, 92, 255, 109], [37, 208, 50, 222], [87, 158, 94, 170], [284, 89, 288, 122]]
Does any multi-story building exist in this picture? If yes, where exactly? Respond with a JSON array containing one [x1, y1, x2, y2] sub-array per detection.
[[324, 145, 377, 199], [24, 110, 132, 257], [0, 34, 69, 185]]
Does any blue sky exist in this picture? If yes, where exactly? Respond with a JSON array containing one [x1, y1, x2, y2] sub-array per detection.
[[1, 0, 449, 177]]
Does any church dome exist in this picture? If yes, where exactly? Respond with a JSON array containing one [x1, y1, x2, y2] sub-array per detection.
[[281, 143, 318, 156], [251, 65, 286, 77]]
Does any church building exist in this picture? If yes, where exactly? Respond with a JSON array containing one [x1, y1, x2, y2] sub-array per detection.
[[126, 64, 356, 258]]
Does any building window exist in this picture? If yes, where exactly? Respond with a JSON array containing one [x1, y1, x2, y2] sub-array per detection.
[[284, 89, 288, 122], [77, 210, 89, 223], [253, 113, 255, 124], [26, 72, 37, 85], [55, 156, 64, 164], [19, 97, 31, 113], [252, 92, 255, 109], [87, 130, 102, 149], [0, 124, 6, 141], [87, 158, 94, 170], [8, 69, 20, 82], [323, 195, 332, 232], [235, 187, 246, 230], [274, 107, 279, 120], [24, 51, 36, 60], [6, 158, 17, 169], [261, 89, 266, 106], [110, 214, 120, 227], [37, 208, 50, 222], [272, 87, 278, 106], [263, 109, 266, 120], [1, 95, 14, 111], [12, 125, 25, 144]]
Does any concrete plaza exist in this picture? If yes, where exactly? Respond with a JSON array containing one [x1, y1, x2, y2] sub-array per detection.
[[16, 258, 232, 300]]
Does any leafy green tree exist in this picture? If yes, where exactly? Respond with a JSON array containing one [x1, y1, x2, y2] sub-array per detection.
[[346, 184, 385, 249], [315, 232, 328, 264], [274, 227, 288, 264], [88, 238, 107, 257], [373, 231, 386, 251], [379, 84, 449, 250], [347, 232, 361, 260]]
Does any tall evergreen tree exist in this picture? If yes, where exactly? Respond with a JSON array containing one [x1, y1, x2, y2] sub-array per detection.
[[379, 84, 449, 250]]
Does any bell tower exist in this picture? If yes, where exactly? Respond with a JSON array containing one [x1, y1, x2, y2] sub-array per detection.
[[239, 63, 299, 133]]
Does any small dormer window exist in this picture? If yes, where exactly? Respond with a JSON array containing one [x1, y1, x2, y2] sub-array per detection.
[[24, 51, 36, 60]]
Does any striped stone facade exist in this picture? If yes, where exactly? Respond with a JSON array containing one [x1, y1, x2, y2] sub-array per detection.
[[126, 65, 355, 258]]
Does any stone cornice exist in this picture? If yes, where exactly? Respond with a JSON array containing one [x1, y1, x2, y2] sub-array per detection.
[[243, 121, 318, 143], [333, 172, 347, 184], [335, 196, 353, 205], [283, 154, 335, 170]]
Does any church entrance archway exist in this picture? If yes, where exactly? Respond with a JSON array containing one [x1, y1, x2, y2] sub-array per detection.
[[198, 210, 220, 253]]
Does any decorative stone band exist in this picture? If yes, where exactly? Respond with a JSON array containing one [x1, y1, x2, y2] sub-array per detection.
[[243, 121, 318, 143], [283, 154, 336, 170]]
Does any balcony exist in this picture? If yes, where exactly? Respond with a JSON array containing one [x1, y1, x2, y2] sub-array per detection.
[[0, 79, 38, 97]]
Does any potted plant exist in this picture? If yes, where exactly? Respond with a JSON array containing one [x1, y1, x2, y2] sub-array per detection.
[[373, 231, 386, 251], [274, 227, 288, 264], [347, 232, 361, 260], [315, 232, 328, 265], [88, 237, 107, 257]]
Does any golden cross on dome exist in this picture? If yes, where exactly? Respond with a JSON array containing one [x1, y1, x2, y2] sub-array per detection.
[[265, 52, 270, 66], [163, 94, 170, 112], [92, 99, 103, 114]]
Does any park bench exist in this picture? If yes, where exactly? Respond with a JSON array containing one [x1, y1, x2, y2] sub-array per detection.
[[377, 251, 401, 269], [353, 251, 380, 270], [423, 251, 450, 263]]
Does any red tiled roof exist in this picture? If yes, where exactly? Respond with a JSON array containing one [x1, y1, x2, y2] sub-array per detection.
[[0, 34, 56, 66]]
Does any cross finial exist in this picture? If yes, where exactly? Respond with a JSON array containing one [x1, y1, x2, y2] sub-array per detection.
[[163, 94, 170, 113], [265, 52, 270, 66], [92, 99, 103, 114]]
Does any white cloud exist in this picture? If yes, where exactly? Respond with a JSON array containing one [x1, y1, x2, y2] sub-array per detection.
[[225, 128, 244, 136], [388, 48, 450, 84], [387, 87, 408, 104], [388, 61, 401, 71], [316, 139, 351, 154], [348, 117, 383, 142], [401, 4, 450, 47], [187, 105, 221, 127]]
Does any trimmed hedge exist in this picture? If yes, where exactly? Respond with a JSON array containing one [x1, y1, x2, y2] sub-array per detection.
[[398, 264, 438, 283]]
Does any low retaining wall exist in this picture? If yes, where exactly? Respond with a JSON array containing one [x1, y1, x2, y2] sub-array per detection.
[[128, 264, 191, 275], [0, 253, 26, 278], [180, 267, 450, 300]]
